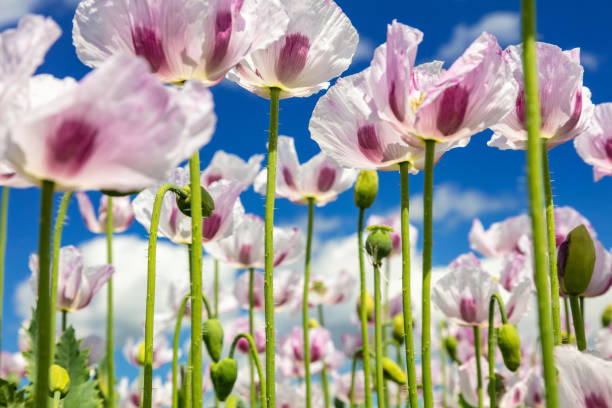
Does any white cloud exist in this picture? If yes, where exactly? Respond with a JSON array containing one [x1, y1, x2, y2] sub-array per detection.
[[436, 11, 520, 61], [581, 51, 600, 72], [352, 37, 375, 65], [0, 0, 41, 26]]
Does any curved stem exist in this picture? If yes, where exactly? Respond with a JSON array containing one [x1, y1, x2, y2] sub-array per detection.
[[0, 187, 9, 366], [521, 1, 560, 405], [214, 260, 219, 318], [264, 86, 281, 408], [439, 321, 447, 408], [373, 261, 385, 408], [229, 333, 266, 408], [399, 162, 418, 408], [34, 180, 55, 408], [563, 297, 572, 344], [50, 192, 73, 361], [249, 268, 256, 408], [172, 294, 189, 408], [473, 326, 483, 408], [542, 146, 562, 345], [303, 198, 314, 408], [570, 295, 586, 350], [143, 183, 189, 408], [349, 347, 363, 408], [106, 195, 115, 408], [357, 208, 372, 408], [488, 294, 508, 408]]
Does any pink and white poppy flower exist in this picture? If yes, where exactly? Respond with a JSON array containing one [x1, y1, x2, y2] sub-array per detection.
[[333, 370, 367, 404], [0, 351, 27, 383], [367, 213, 418, 256], [73, 0, 289, 86], [5, 54, 216, 192], [227, 0, 358, 99], [595, 324, 612, 359], [458, 356, 490, 408], [469, 215, 531, 258], [489, 44, 593, 151], [278, 326, 343, 378], [234, 269, 299, 312], [254, 136, 358, 205], [575, 103, 612, 181], [226, 316, 266, 354], [303, 269, 356, 308], [200, 151, 264, 188], [76, 192, 134, 233], [123, 336, 172, 369], [29, 245, 114, 312], [118, 376, 170, 408]]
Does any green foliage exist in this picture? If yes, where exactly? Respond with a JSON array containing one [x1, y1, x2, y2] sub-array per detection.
[[94, 354, 117, 407], [458, 394, 477, 408], [0, 378, 26, 407], [22, 311, 38, 401]]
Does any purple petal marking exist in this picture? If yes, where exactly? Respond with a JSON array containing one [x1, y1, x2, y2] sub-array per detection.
[[207, 10, 232, 72], [282, 167, 296, 189], [604, 139, 612, 161], [558, 89, 583, 135], [238, 244, 252, 266], [389, 80, 405, 122], [357, 124, 383, 163], [47, 119, 97, 175], [436, 84, 470, 136], [516, 88, 526, 127], [169, 206, 180, 235], [317, 166, 336, 192], [132, 26, 166, 73], [459, 296, 477, 323], [276, 33, 310, 83], [206, 173, 223, 186], [202, 213, 222, 241], [585, 394, 609, 408]]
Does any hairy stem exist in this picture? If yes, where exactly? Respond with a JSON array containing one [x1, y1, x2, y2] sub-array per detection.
[[357, 208, 372, 408]]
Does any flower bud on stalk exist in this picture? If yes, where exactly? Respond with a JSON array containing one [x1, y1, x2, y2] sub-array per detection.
[[308, 318, 319, 329], [137, 342, 146, 366], [354, 170, 378, 209], [356, 292, 375, 322], [444, 336, 459, 364], [382, 357, 407, 385], [176, 185, 215, 218], [602, 304, 612, 327], [497, 324, 521, 372], [210, 357, 238, 401], [49, 364, 70, 398], [203, 319, 224, 362], [557, 225, 596, 296], [365, 225, 393, 266], [225, 395, 246, 408], [392, 314, 405, 345]]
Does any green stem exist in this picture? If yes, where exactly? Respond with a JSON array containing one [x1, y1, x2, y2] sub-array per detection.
[[172, 294, 189, 408], [439, 321, 447, 408], [394, 341, 404, 408], [249, 268, 256, 408], [106, 196, 115, 408], [382, 261, 390, 408], [399, 162, 418, 408], [303, 198, 315, 408], [488, 294, 508, 408], [186, 363, 192, 408], [229, 333, 266, 408], [473, 326, 483, 408], [569, 295, 586, 350], [563, 297, 572, 344], [188, 153, 204, 408], [580, 296, 585, 322], [61, 311, 67, 333], [357, 208, 373, 408], [521, 0, 560, 405], [143, 184, 189, 408], [0, 187, 8, 366], [349, 347, 363, 408], [321, 364, 331, 408], [34, 180, 55, 408], [264, 86, 281, 408], [373, 261, 385, 408], [50, 192, 72, 361], [52, 391, 61, 408], [317, 305, 325, 327], [542, 146, 562, 345], [214, 260, 219, 318]]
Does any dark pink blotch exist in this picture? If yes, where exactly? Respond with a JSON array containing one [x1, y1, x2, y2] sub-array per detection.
[[238, 244, 252, 265], [276, 33, 310, 83], [47, 119, 98, 175], [282, 167, 296, 189], [207, 10, 233, 72], [459, 296, 477, 323], [317, 166, 336, 192], [436, 84, 470, 136], [585, 394, 609, 408], [202, 213, 222, 240], [132, 26, 166, 73], [389, 80, 405, 122], [206, 173, 223, 186], [604, 139, 612, 161], [357, 124, 383, 163]]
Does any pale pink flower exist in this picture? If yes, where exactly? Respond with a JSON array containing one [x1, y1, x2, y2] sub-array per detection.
[[254, 136, 357, 206], [234, 365, 263, 402], [118, 376, 170, 408], [499, 369, 544, 407], [73, 0, 289, 86], [29, 245, 113, 312], [555, 346, 612, 407], [227, 0, 358, 99], [234, 269, 298, 312], [575, 103, 612, 181], [5, 54, 216, 192], [341, 332, 363, 359], [0, 351, 27, 382], [595, 324, 612, 359], [205, 213, 304, 269], [458, 356, 490, 408], [333, 370, 367, 404], [582, 240, 612, 298], [278, 326, 343, 378], [123, 336, 172, 369], [499, 252, 530, 292], [81, 334, 104, 366], [303, 269, 356, 307], [553, 206, 596, 245], [276, 380, 324, 408], [469, 215, 531, 258], [75, 192, 134, 233], [367, 213, 418, 256], [200, 151, 263, 188], [226, 317, 266, 354]]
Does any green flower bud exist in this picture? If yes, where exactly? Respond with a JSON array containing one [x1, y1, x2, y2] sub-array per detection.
[[497, 324, 521, 372], [602, 304, 612, 327], [382, 357, 407, 385], [49, 364, 70, 398], [224, 395, 246, 408], [210, 358, 238, 401], [365, 225, 393, 265], [356, 291, 374, 321], [137, 342, 146, 366], [557, 224, 596, 296], [100, 189, 140, 197], [203, 319, 224, 362], [444, 336, 459, 364], [392, 314, 404, 345], [354, 170, 378, 209], [308, 318, 319, 329], [176, 185, 215, 218]]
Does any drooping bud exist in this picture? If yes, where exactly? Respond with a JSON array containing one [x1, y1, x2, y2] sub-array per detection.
[[136, 342, 146, 366], [497, 324, 521, 372], [354, 170, 378, 209], [602, 304, 612, 327], [356, 291, 374, 321], [557, 225, 596, 296], [382, 357, 407, 385], [176, 185, 215, 218], [203, 319, 224, 362], [443, 336, 459, 364], [225, 395, 246, 408], [210, 357, 238, 401], [308, 318, 319, 329], [365, 225, 393, 265], [392, 314, 404, 345], [49, 364, 70, 398]]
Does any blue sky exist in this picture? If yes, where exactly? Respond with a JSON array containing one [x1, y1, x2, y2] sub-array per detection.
[[2, 0, 612, 384]]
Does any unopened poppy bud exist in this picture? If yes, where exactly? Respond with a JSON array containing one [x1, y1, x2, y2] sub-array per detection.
[[225, 395, 246, 408], [49, 364, 70, 398], [308, 318, 319, 329], [557, 225, 596, 296], [354, 170, 378, 209], [203, 319, 224, 362], [392, 314, 404, 345], [443, 336, 459, 363], [210, 357, 238, 401], [356, 291, 374, 321], [176, 185, 215, 218], [136, 342, 146, 366], [497, 324, 521, 372], [366, 225, 393, 265], [382, 357, 407, 385], [602, 304, 612, 327]]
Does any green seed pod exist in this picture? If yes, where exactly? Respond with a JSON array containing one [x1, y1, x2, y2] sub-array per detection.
[[444, 336, 459, 364], [49, 364, 70, 398], [224, 395, 246, 408], [602, 304, 612, 328], [365, 225, 393, 265], [210, 358, 238, 401], [176, 185, 215, 218], [202, 319, 224, 362], [497, 324, 521, 372], [137, 342, 146, 366], [382, 357, 407, 385], [354, 170, 378, 209], [356, 291, 374, 322], [392, 314, 405, 345], [557, 224, 596, 296]]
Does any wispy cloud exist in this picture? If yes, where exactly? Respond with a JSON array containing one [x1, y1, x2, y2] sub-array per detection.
[[436, 11, 520, 61], [352, 36, 375, 65], [0, 0, 40, 26], [581, 51, 600, 72]]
